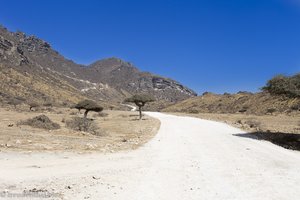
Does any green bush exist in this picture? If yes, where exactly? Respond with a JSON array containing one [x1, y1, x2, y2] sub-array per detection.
[[262, 74, 300, 97]]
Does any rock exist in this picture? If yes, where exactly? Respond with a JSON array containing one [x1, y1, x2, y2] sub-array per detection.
[[86, 143, 95, 149], [5, 143, 12, 148]]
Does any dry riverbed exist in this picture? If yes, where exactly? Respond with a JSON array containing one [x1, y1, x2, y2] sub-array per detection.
[[0, 107, 160, 153]]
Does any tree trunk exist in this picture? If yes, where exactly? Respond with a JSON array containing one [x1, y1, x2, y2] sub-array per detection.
[[84, 110, 89, 118], [138, 106, 142, 120]]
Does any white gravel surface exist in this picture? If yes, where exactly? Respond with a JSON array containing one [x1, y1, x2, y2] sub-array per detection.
[[0, 112, 299, 200]]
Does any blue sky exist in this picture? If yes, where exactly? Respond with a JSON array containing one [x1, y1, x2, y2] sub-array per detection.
[[1, 0, 299, 94]]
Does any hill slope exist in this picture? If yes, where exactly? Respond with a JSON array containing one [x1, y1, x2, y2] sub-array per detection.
[[163, 92, 300, 115], [0, 25, 196, 106]]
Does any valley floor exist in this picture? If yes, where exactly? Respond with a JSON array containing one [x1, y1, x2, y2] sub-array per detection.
[[0, 112, 300, 199], [0, 107, 160, 153], [167, 112, 300, 134]]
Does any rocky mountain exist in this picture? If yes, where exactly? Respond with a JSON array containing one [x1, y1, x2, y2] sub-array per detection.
[[0, 25, 197, 106], [87, 58, 196, 101]]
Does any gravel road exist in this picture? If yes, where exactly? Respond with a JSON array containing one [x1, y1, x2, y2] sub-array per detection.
[[0, 112, 299, 200]]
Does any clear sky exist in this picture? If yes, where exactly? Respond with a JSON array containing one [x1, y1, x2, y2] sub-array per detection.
[[1, 0, 299, 94]]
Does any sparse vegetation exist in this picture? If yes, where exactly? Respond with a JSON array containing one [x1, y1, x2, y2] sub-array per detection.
[[124, 94, 155, 120], [66, 117, 101, 135], [262, 74, 300, 98], [188, 109, 199, 114], [7, 98, 23, 109], [94, 112, 109, 118], [244, 119, 262, 129], [290, 104, 300, 111], [18, 115, 60, 130], [43, 102, 53, 107], [266, 108, 277, 114], [163, 91, 300, 115], [74, 100, 103, 118]]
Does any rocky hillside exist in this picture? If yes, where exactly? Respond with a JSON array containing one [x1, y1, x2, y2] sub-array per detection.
[[163, 92, 300, 115], [0, 25, 196, 106], [87, 58, 196, 102]]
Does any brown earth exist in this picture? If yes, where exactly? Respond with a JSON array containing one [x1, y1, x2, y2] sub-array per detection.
[[168, 112, 300, 133], [0, 107, 160, 153], [163, 92, 300, 115]]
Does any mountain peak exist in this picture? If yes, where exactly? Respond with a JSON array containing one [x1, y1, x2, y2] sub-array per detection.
[[89, 57, 133, 68]]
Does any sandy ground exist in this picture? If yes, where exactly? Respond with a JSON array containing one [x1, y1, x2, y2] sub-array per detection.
[[169, 112, 300, 134], [0, 107, 160, 152], [0, 112, 300, 199]]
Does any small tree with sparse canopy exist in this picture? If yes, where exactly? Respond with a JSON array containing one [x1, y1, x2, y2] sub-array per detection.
[[124, 94, 155, 120], [74, 100, 103, 118]]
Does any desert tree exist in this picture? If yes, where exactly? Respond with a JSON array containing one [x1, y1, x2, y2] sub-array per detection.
[[109, 105, 115, 110], [124, 94, 155, 120], [262, 74, 300, 97], [74, 100, 103, 118]]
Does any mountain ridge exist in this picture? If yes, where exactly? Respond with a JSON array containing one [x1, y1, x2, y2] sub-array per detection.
[[0, 25, 197, 106]]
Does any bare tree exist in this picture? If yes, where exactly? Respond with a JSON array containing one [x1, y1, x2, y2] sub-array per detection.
[[124, 94, 155, 120]]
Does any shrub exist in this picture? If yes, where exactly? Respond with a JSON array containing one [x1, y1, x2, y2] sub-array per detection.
[[18, 115, 60, 130], [69, 111, 77, 115], [290, 104, 300, 111], [188, 109, 199, 114], [262, 74, 300, 98], [7, 98, 23, 108], [43, 102, 52, 107], [239, 106, 249, 113], [266, 108, 277, 114], [66, 117, 100, 135], [202, 92, 209, 95], [244, 119, 262, 129], [93, 112, 109, 118]]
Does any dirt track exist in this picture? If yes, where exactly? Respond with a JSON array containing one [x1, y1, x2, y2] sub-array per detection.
[[0, 112, 300, 199]]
